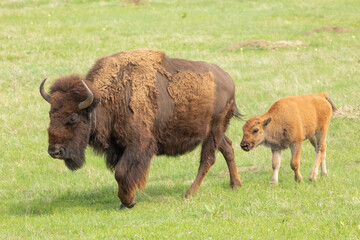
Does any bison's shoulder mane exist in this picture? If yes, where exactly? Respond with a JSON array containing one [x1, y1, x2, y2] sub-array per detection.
[[85, 50, 168, 129]]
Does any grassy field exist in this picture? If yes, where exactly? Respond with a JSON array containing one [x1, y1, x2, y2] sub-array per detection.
[[1, 0, 360, 239]]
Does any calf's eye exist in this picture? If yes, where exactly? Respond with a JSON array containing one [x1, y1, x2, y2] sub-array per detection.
[[252, 129, 259, 134]]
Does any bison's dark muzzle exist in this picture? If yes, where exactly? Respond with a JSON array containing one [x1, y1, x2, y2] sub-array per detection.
[[48, 144, 67, 159]]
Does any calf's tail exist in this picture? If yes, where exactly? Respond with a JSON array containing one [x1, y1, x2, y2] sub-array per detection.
[[326, 97, 338, 112], [320, 92, 337, 112]]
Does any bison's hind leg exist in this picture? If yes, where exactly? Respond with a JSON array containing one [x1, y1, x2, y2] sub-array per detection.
[[183, 134, 241, 199], [183, 134, 217, 199], [218, 135, 242, 188], [183, 100, 241, 198]]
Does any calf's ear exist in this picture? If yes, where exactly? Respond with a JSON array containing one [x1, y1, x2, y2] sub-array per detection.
[[263, 117, 272, 127]]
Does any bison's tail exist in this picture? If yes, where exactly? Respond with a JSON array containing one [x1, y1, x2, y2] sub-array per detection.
[[233, 102, 244, 120], [321, 92, 337, 112], [234, 109, 244, 120]]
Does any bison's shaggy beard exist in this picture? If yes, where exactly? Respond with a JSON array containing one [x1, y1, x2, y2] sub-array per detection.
[[63, 140, 88, 171], [64, 155, 84, 171]]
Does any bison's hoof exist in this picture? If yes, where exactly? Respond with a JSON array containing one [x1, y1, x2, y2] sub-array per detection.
[[182, 192, 193, 199], [119, 204, 127, 210], [119, 203, 136, 210], [230, 181, 242, 189]]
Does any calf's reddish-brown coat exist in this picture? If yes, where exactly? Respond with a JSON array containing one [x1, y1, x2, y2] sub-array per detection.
[[240, 93, 336, 184]]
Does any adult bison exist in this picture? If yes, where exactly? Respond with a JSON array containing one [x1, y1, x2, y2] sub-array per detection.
[[40, 49, 242, 209], [240, 93, 336, 185]]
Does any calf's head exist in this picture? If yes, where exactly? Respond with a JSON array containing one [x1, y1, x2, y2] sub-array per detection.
[[40, 75, 99, 170], [240, 116, 272, 151]]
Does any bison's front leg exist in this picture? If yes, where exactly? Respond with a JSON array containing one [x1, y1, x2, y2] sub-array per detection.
[[114, 145, 155, 209], [116, 183, 136, 210]]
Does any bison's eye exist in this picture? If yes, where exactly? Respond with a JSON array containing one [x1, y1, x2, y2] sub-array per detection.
[[67, 114, 79, 126], [252, 129, 259, 134]]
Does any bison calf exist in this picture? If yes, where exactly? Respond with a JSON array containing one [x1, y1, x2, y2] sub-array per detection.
[[240, 93, 336, 184]]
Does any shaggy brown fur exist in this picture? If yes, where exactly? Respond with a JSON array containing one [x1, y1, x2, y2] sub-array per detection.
[[240, 92, 336, 184], [41, 49, 242, 209]]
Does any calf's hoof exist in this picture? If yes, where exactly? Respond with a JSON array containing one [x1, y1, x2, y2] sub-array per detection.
[[309, 175, 317, 182], [270, 180, 278, 186], [294, 174, 303, 182], [309, 171, 318, 182]]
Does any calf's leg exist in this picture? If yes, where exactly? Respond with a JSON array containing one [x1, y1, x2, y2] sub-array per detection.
[[270, 149, 282, 185], [218, 135, 242, 188], [309, 131, 328, 181], [320, 152, 328, 177], [309, 135, 318, 151], [290, 142, 303, 182]]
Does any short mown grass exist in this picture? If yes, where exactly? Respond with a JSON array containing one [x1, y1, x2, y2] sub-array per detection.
[[1, 0, 359, 239]]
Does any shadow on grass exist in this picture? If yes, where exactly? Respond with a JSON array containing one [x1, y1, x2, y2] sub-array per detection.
[[6, 185, 117, 216], [6, 183, 190, 216]]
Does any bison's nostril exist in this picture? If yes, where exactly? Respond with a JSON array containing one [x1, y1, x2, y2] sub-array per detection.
[[56, 148, 63, 156], [48, 145, 66, 159]]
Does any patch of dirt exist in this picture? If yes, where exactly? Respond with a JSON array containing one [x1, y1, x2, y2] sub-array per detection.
[[120, 0, 146, 6], [306, 26, 356, 35], [225, 40, 304, 50], [219, 165, 271, 178], [334, 105, 360, 119], [345, 160, 360, 168], [237, 165, 272, 172]]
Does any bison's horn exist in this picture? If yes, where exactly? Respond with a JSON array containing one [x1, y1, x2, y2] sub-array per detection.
[[40, 78, 51, 103], [78, 80, 94, 110]]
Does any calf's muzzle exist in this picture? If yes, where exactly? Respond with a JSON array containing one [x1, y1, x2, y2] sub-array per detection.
[[240, 141, 251, 151]]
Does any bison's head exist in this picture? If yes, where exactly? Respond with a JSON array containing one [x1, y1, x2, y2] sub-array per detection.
[[40, 75, 99, 170], [240, 116, 272, 151]]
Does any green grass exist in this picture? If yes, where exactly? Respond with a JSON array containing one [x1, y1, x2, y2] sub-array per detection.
[[1, 0, 360, 239]]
